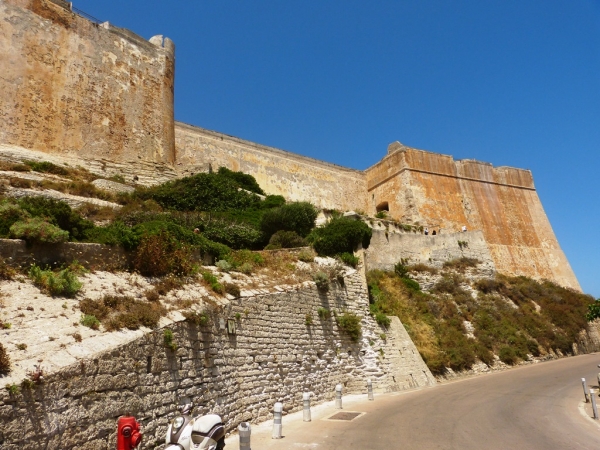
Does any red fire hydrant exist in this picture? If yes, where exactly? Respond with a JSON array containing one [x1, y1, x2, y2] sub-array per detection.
[[117, 416, 142, 450]]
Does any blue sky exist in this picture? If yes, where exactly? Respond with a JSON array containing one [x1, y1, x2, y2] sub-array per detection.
[[73, 0, 600, 297]]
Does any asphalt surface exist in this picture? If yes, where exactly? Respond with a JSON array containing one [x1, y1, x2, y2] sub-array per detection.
[[225, 354, 600, 449]]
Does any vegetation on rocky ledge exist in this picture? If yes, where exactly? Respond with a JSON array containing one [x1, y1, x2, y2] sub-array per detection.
[[367, 261, 595, 376]]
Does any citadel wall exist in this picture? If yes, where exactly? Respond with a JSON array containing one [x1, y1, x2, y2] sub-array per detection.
[[174, 122, 369, 211], [0, 0, 175, 164], [365, 145, 580, 291], [0, 265, 433, 449]]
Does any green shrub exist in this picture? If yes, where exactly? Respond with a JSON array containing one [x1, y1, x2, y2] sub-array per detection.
[[10, 218, 69, 243], [5, 383, 19, 395], [201, 271, 223, 294], [338, 252, 359, 268], [0, 201, 29, 237], [265, 230, 306, 249], [305, 313, 313, 326], [182, 311, 210, 326], [163, 329, 177, 351], [133, 230, 195, 276], [401, 278, 421, 292], [202, 218, 263, 249], [261, 195, 286, 209], [394, 261, 409, 278], [313, 271, 329, 292], [215, 260, 232, 272], [29, 265, 82, 297], [260, 202, 318, 238], [80, 314, 100, 330], [0, 343, 11, 375], [317, 307, 331, 320], [307, 217, 372, 256], [336, 311, 362, 342], [24, 160, 69, 175], [297, 248, 315, 262], [217, 167, 265, 195], [498, 346, 518, 365], [17, 197, 93, 241], [375, 312, 391, 328], [139, 172, 263, 212], [83, 221, 139, 249], [227, 249, 264, 273], [587, 300, 600, 322]]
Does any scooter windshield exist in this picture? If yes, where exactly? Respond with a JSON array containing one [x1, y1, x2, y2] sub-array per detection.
[[190, 434, 219, 449]]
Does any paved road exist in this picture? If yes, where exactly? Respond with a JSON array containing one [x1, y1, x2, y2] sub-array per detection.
[[225, 354, 600, 449]]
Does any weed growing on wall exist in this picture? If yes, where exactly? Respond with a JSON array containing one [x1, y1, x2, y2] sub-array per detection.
[[182, 311, 210, 326], [335, 311, 362, 342], [313, 271, 329, 292], [317, 307, 331, 320], [163, 329, 177, 351]]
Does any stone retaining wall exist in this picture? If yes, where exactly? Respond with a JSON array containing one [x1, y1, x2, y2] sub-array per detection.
[[364, 229, 496, 273], [0, 263, 433, 449]]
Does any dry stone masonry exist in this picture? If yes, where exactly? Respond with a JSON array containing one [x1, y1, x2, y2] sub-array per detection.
[[0, 260, 433, 449]]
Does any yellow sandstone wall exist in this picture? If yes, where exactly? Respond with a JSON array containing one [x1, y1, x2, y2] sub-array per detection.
[[174, 122, 368, 211], [0, 0, 175, 164], [365, 144, 580, 290]]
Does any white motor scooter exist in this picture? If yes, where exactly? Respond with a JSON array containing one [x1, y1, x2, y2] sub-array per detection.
[[165, 402, 225, 450]]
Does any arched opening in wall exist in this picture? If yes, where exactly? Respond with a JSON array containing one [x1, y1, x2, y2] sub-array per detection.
[[376, 201, 389, 213]]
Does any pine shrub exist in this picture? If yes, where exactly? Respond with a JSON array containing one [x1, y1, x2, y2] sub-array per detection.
[[265, 230, 306, 249], [10, 218, 69, 244], [260, 202, 318, 239], [308, 217, 372, 256]]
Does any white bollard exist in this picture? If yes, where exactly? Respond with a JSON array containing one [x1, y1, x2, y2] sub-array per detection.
[[303, 392, 311, 422], [272, 402, 283, 439], [367, 379, 374, 401], [239, 422, 251, 450], [335, 384, 343, 409], [591, 389, 599, 420], [582, 378, 589, 403]]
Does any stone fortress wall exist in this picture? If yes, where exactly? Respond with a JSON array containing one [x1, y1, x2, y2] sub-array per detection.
[[0, 0, 175, 164], [174, 123, 368, 211], [0, 0, 580, 290], [364, 144, 580, 290], [0, 263, 434, 450]]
